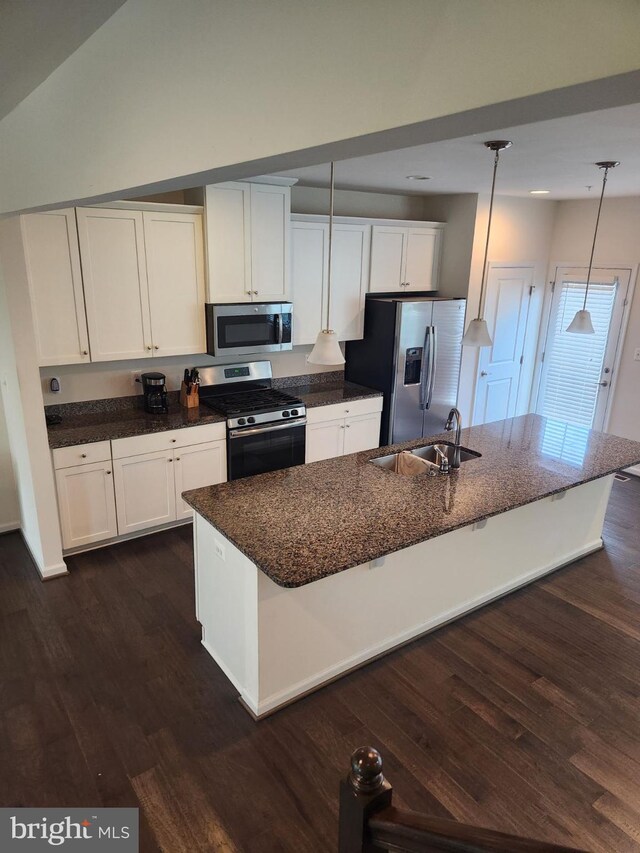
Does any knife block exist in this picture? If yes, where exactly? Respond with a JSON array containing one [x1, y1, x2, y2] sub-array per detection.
[[180, 381, 199, 409]]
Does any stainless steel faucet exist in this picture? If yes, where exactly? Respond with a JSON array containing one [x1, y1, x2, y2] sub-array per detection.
[[445, 407, 462, 469]]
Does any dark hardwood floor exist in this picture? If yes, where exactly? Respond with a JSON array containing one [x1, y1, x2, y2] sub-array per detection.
[[2, 476, 640, 851]]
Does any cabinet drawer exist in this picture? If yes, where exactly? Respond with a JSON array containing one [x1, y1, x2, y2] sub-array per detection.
[[306, 396, 382, 425], [52, 440, 111, 470], [111, 422, 225, 459]]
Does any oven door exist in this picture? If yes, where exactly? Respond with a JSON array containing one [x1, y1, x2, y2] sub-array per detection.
[[227, 419, 306, 480], [207, 303, 293, 356]]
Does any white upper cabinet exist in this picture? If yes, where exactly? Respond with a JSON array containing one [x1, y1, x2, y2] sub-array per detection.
[[290, 216, 370, 344], [204, 180, 291, 303], [204, 182, 252, 302], [22, 209, 90, 366], [143, 211, 206, 356], [77, 207, 152, 362], [369, 224, 442, 293], [249, 183, 290, 302]]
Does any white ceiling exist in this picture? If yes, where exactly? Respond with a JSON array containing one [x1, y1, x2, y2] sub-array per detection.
[[0, 0, 127, 120], [275, 104, 640, 200]]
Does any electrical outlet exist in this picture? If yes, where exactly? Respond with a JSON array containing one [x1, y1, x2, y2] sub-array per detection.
[[634, 348, 640, 362], [214, 540, 226, 561], [131, 371, 142, 389]]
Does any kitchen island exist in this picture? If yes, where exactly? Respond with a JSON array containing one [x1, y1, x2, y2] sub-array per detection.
[[183, 414, 640, 718]]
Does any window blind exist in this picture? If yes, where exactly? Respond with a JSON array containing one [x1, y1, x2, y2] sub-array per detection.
[[537, 281, 616, 429]]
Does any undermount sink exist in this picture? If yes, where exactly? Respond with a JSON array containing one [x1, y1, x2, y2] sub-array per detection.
[[370, 442, 481, 474]]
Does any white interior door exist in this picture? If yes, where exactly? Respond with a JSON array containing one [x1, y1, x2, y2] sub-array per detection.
[[536, 267, 631, 431], [473, 266, 534, 425]]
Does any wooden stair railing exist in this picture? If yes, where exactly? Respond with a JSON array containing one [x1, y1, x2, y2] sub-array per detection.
[[338, 747, 588, 853]]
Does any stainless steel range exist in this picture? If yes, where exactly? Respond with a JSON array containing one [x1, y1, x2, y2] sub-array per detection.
[[198, 361, 306, 480]]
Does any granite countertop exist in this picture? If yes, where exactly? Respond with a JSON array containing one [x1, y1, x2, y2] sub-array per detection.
[[294, 381, 382, 408], [45, 379, 381, 449], [46, 399, 225, 449], [182, 414, 640, 589]]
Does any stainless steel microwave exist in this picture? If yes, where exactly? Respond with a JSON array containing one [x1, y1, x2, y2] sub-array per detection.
[[205, 302, 293, 357]]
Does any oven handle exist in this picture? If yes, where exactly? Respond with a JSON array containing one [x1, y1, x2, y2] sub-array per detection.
[[276, 313, 284, 344], [228, 418, 307, 439]]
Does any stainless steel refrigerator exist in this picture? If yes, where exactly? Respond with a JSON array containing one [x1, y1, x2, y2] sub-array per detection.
[[345, 296, 466, 445]]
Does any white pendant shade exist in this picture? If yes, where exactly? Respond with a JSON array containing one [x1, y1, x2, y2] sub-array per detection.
[[307, 329, 345, 365], [566, 308, 595, 335], [461, 318, 493, 348]]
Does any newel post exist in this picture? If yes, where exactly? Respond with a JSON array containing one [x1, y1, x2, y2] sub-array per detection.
[[338, 747, 393, 853]]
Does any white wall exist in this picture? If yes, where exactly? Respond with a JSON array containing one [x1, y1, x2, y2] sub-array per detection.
[[549, 196, 640, 442], [421, 194, 479, 298], [0, 392, 20, 533], [457, 195, 558, 424], [40, 346, 339, 405], [0, 219, 66, 577], [291, 186, 429, 220], [2, 0, 640, 215]]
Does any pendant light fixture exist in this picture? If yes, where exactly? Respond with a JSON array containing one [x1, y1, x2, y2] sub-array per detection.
[[566, 160, 619, 334], [462, 140, 513, 348], [307, 161, 345, 365]]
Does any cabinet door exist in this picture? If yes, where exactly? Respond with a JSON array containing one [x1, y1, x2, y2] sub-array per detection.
[[343, 412, 381, 455], [55, 461, 117, 549], [291, 221, 327, 345], [22, 210, 90, 366], [250, 183, 290, 301], [204, 182, 252, 303], [113, 449, 176, 535], [174, 440, 227, 520], [305, 419, 345, 463], [77, 208, 152, 361], [404, 228, 439, 291], [143, 211, 206, 357], [332, 224, 370, 340], [369, 226, 406, 292]]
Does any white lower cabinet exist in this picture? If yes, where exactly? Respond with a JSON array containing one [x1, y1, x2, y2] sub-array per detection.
[[113, 449, 177, 535], [54, 460, 118, 549], [305, 397, 383, 463], [174, 441, 227, 520]]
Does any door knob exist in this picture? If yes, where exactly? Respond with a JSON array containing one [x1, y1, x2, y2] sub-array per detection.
[[480, 371, 488, 377], [599, 380, 609, 387]]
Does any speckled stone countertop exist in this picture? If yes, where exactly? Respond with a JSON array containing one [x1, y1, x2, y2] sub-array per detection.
[[183, 414, 640, 589], [46, 396, 225, 449], [295, 381, 382, 408], [45, 378, 380, 449]]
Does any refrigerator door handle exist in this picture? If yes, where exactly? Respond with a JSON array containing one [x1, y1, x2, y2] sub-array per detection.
[[419, 326, 432, 410], [426, 325, 437, 409]]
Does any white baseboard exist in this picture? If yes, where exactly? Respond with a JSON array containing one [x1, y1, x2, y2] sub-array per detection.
[[19, 529, 68, 580], [248, 538, 604, 718], [0, 520, 20, 534]]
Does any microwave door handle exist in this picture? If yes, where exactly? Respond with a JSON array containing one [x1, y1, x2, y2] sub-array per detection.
[[419, 327, 431, 410], [427, 325, 437, 409], [276, 313, 284, 344]]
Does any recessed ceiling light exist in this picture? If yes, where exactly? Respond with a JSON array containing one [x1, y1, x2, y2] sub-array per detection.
[[406, 175, 430, 181], [529, 189, 550, 195]]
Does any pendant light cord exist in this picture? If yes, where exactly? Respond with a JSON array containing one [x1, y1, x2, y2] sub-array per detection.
[[325, 161, 335, 332], [477, 148, 500, 320], [582, 164, 610, 311]]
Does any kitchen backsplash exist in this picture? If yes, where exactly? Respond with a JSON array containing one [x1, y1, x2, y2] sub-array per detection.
[[39, 346, 343, 405]]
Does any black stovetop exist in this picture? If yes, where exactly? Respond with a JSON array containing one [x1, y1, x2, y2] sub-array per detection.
[[200, 387, 303, 417]]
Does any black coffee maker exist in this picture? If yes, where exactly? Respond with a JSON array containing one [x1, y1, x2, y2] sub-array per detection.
[[141, 372, 169, 414]]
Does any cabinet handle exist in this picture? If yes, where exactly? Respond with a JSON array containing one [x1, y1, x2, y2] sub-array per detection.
[[246, 290, 252, 295], [176, 457, 180, 461], [253, 290, 258, 295], [346, 424, 351, 428], [154, 345, 159, 350], [345, 409, 350, 413], [106, 470, 111, 475], [405, 281, 411, 287], [168, 458, 173, 463], [146, 345, 152, 351], [170, 439, 177, 443], [340, 425, 345, 429], [81, 453, 87, 458], [82, 350, 88, 356]]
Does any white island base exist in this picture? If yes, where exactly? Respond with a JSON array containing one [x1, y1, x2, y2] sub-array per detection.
[[194, 476, 613, 718]]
